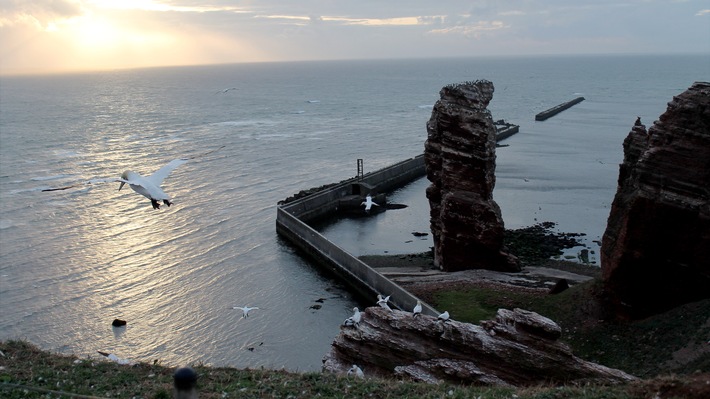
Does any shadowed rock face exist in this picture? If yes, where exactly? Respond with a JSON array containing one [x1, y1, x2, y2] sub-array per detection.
[[322, 307, 635, 386], [424, 81, 519, 272], [601, 81, 710, 319]]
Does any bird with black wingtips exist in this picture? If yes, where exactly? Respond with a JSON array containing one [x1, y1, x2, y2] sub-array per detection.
[[412, 300, 422, 318], [42, 146, 224, 209], [343, 307, 361, 327]]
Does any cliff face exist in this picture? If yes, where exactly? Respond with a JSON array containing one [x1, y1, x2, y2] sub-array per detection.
[[424, 81, 519, 272], [601, 81, 710, 319]]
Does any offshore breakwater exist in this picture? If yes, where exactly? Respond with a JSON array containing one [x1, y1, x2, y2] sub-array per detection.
[[535, 97, 585, 121]]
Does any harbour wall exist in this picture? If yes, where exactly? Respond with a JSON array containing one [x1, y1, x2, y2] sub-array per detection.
[[276, 155, 439, 316]]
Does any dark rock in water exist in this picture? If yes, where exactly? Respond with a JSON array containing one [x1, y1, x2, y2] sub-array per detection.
[[323, 307, 635, 386], [112, 319, 127, 327], [548, 279, 570, 295], [424, 80, 520, 272], [411, 231, 429, 237], [601, 81, 710, 319]]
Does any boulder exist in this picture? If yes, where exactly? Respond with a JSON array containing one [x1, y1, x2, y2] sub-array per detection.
[[323, 307, 635, 386], [424, 81, 519, 272], [601, 81, 710, 319]]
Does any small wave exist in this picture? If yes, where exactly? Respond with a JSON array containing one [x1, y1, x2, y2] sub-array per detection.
[[0, 220, 15, 229], [306, 100, 320, 103], [418, 104, 434, 109], [53, 149, 85, 158], [291, 110, 305, 114]]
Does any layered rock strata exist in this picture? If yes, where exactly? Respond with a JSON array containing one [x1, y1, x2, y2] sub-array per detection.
[[601, 81, 710, 319], [425, 81, 519, 272], [323, 307, 635, 386]]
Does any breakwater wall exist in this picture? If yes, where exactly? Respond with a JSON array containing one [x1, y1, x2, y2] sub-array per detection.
[[535, 97, 585, 121], [276, 155, 439, 316]]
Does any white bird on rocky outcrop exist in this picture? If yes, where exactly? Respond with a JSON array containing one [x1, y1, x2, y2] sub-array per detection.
[[412, 300, 422, 318], [233, 306, 259, 318], [343, 307, 361, 327], [42, 146, 224, 209], [437, 311, 450, 322], [377, 294, 392, 311], [347, 364, 364, 379], [361, 195, 379, 212]]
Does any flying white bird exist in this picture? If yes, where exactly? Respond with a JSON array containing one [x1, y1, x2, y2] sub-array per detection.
[[412, 300, 422, 318], [42, 146, 224, 209], [117, 158, 188, 209], [376, 294, 392, 311], [347, 364, 365, 379], [233, 306, 259, 318], [437, 311, 450, 322], [97, 351, 133, 365], [361, 195, 379, 212], [343, 307, 361, 327]]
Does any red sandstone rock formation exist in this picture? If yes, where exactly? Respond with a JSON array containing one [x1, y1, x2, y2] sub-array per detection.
[[322, 307, 635, 386], [601, 81, 710, 319], [424, 81, 519, 272]]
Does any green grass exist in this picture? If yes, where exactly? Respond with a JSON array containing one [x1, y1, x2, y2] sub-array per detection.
[[430, 279, 710, 378], [0, 339, 664, 399]]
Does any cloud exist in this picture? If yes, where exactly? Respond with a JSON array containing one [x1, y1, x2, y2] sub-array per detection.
[[427, 20, 508, 38], [0, 0, 85, 28], [696, 9, 710, 16]]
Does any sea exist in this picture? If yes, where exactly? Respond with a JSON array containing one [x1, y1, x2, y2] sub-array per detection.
[[1, 54, 708, 371]]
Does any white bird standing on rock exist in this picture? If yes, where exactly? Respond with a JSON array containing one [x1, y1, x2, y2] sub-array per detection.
[[347, 364, 365, 379], [343, 307, 361, 327], [377, 294, 392, 311], [412, 300, 422, 318], [438, 311, 450, 322], [361, 195, 379, 212], [233, 306, 259, 318]]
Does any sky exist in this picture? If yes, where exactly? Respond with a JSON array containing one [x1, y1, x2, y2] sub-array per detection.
[[1, 0, 709, 75]]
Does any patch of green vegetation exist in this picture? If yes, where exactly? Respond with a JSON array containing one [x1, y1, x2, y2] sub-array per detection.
[[429, 279, 710, 378], [0, 340, 662, 399]]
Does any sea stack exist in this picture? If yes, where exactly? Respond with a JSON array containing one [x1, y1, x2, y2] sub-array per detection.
[[424, 80, 519, 272], [601, 81, 710, 319]]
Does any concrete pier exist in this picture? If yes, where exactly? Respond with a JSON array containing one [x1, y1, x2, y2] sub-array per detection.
[[276, 122, 520, 316], [535, 97, 585, 121]]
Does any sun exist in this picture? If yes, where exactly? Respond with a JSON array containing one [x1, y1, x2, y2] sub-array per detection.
[[67, 15, 125, 50]]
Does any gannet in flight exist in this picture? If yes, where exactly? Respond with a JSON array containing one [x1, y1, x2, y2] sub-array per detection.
[[412, 300, 422, 318], [347, 364, 365, 379], [376, 294, 392, 311], [42, 146, 224, 209], [361, 195, 379, 212], [342, 307, 361, 327], [117, 158, 188, 209], [233, 306, 259, 318]]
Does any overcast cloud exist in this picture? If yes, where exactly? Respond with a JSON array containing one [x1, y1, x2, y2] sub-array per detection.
[[1, 0, 708, 74]]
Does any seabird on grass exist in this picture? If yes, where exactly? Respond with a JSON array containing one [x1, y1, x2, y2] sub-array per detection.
[[347, 364, 365, 379], [97, 351, 133, 365], [412, 300, 422, 318], [361, 195, 379, 212], [343, 307, 361, 327], [233, 306, 259, 318]]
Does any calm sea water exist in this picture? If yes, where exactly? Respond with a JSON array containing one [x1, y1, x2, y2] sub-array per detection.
[[1, 55, 708, 371]]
